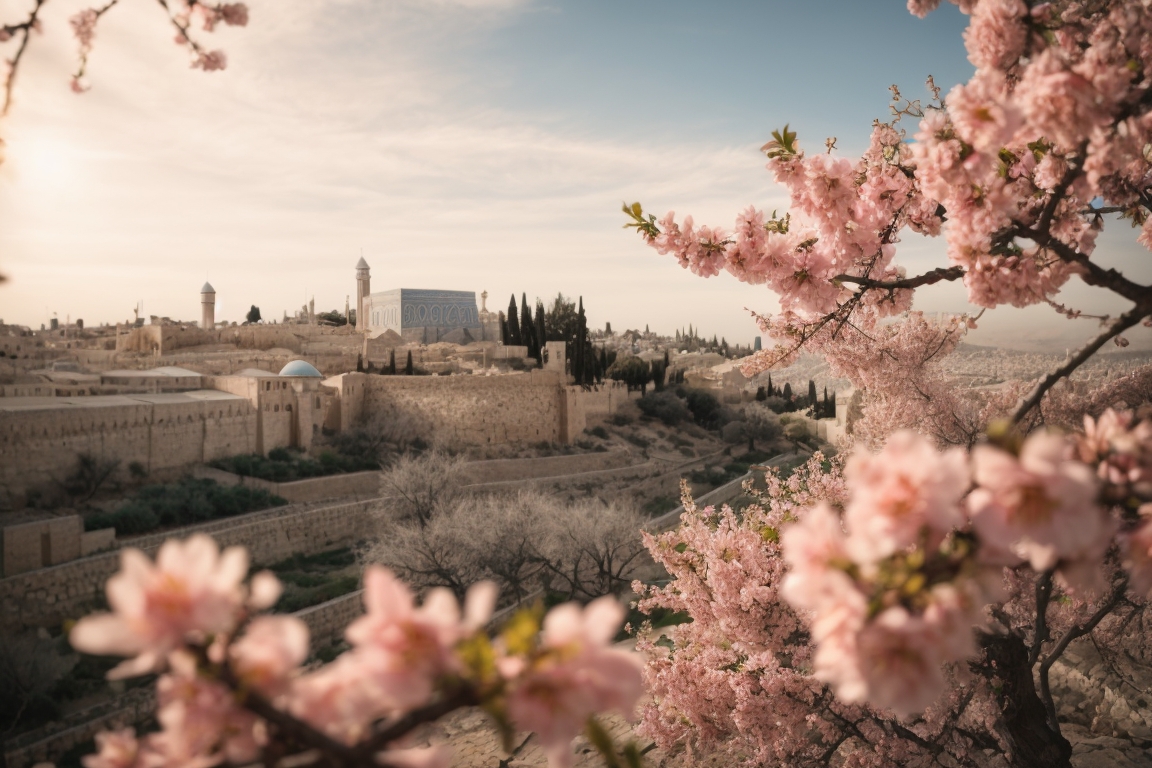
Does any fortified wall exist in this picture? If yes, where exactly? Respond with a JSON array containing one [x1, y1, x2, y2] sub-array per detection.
[[327, 370, 586, 446], [0, 392, 257, 509]]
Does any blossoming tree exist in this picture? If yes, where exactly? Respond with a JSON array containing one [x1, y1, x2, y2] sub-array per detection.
[[69, 535, 645, 768], [626, 1, 1152, 767]]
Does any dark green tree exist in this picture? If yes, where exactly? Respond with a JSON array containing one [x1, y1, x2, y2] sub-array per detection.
[[507, 295, 523, 347], [520, 293, 537, 359], [606, 356, 651, 394], [500, 313, 509, 346], [405, 350, 414, 375], [756, 386, 767, 401], [356, 353, 364, 373], [546, 293, 580, 346], [246, 305, 261, 324], [783, 382, 793, 402], [535, 299, 547, 361], [389, 350, 397, 375]]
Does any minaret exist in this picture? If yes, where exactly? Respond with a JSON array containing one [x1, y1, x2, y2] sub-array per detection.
[[201, 282, 216, 329], [355, 257, 370, 332]]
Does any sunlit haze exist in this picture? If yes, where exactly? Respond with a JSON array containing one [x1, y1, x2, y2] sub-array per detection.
[[2, 0, 1150, 351]]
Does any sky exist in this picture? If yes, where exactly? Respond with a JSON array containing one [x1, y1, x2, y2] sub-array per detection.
[[1, 0, 1150, 351]]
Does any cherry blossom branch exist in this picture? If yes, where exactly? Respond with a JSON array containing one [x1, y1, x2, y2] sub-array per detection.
[[1037, 574, 1129, 732], [1, 0, 47, 116], [357, 686, 480, 757], [833, 265, 964, 291], [1028, 569, 1055, 666], [1011, 303, 1151, 424]]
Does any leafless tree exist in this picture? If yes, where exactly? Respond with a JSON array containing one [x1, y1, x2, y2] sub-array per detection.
[[538, 498, 648, 601], [365, 489, 647, 606], [377, 449, 467, 528]]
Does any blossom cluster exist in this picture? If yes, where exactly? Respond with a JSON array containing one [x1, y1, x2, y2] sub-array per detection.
[[780, 413, 1152, 717], [71, 535, 643, 768], [630, 0, 1152, 383]]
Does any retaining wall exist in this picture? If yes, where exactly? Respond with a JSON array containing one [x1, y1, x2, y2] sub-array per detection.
[[0, 498, 376, 631], [192, 466, 380, 503]]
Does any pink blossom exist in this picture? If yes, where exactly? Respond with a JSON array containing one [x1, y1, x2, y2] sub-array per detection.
[[290, 654, 382, 744], [1079, 409, 1152, 487], [152, 651, 264, 767], [70, 535, 248, 678], [780, 502, 855, 612], [968, 433, 1107, 573], [344, 567, 496, 710], [503, 597, 643, 768], [220, 4, 249, 26], [963, 0, 1027, 70], [841, 606, 947, 717], [230, 616, 309, 697], [192, 50, 227, 72], [1124, 514, 1152, 598], [843, 430, 970, 562], [83, 729, 139, 768], [947, 72, 1021, 153]]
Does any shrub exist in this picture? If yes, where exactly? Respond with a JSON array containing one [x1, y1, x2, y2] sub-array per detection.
[[684, 389, 725, 430], [96, 479, 285, 537], [587, 425, 609, 440], [636, 391, 691, 426]]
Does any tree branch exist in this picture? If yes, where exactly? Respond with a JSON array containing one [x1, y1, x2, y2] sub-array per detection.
[[1037, 575, 1129, 732], [1011, 304, 1151, 424], [1029, 569, 1055, 666], [834, 266, 964, 291]]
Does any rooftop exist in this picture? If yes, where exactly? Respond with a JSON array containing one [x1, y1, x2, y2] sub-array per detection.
[[0, 390, 245, 413], [279, 360, 323, 378]]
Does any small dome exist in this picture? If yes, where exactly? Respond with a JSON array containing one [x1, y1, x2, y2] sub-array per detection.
[[201, 282, 215, 294], [356, 257, 370, 270], [279, 359, 323, 378]]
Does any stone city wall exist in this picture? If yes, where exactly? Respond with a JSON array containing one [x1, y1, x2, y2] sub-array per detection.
[[336, 370, 575, 447], [0, 395, 258, 509], [0, 498, 376, 631]]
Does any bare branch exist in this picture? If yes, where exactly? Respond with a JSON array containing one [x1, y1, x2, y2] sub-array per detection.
[[1011, 304, 1151, 424]]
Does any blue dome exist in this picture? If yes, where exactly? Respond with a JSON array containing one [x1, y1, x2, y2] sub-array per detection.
[[279, 360, 322, 378]]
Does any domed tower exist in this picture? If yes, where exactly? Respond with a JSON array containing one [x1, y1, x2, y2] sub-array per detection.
[[355, 257, 370, 332], [201, 282, 216, 329]]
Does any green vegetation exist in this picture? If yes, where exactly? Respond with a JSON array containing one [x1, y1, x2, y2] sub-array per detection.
[[84, 478, 285, 536], [269, 548, 361, 613], [210, 446, 378, 482]]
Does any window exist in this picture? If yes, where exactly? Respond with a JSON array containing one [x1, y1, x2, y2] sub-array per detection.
[[274, 405, 280, 412]]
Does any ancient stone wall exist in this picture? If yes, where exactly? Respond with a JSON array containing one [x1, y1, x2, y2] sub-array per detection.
[[193, 466, 381, 503], [345, 371, 568, 447], [0, 394, 258, 508], [0, 498, 376, 631]]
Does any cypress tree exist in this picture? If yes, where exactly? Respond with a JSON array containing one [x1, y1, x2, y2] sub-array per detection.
[[808, 379, 818, 409], [499, 312, 509, 346], [521, 293, 536, 358], [768, 373, 774, 396], [600, 347, 608, 375], [356, 353, 364, 373], [756, 386, 767, 401], [535, 299, 547, 362], [664, 349, 670, 368], [507, 295, 523, 346], [783, 382, 793, 402], [405, 350, 414, 375], [389, 350, 396, 375], [823, 386, 829, 418], [573, 297, 587, 385], [366, 360, 375, 374]]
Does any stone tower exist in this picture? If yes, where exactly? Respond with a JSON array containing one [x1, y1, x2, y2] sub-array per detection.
[[201, 282, 216, 330], [355, 257, 370, 332]]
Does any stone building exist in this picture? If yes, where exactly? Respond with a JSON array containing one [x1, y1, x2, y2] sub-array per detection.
[[208, 360, 333, 454], [361, 287, 482, 344]]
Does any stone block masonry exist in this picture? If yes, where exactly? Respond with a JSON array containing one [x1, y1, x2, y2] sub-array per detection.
[[331, 370, 585, 447], [0, 498, 376, 632], [0, 391, 257, 508]]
